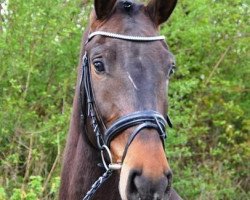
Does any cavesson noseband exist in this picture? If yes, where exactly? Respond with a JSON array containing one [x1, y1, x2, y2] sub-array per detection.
[[80, 31, 172, 200]]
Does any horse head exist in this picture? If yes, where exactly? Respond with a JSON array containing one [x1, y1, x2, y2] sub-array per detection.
[[82, 0, 178, 199]]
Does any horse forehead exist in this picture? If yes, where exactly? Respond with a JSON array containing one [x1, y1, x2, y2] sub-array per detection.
[[100, 40, 165, 70]]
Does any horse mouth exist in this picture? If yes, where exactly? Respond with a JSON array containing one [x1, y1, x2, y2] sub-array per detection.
[[125, 192, 172, 200], [128, 188, 172, 200]]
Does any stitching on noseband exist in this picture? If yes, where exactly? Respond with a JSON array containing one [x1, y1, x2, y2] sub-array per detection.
[[80, 31, 172, 200]]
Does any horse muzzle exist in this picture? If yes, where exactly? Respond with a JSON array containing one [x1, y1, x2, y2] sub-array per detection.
[[118, 129, 172, 200]]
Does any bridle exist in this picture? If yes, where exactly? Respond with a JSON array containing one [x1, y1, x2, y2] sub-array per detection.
[[80, 31, 173, 200]]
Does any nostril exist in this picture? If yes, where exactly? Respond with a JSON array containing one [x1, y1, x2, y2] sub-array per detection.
[[165, 170, 173, 182], [128, 169, 142, 195], [165, 170, 173, 193]]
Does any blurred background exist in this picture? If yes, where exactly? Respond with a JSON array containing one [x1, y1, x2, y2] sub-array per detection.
[[0, 0, 249, 199]]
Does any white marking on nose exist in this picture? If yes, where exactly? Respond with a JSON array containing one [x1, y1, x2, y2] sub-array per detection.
[[127, 72, 138, 90]]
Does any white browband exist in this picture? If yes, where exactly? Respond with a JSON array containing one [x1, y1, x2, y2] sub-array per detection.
[[88, 31, 165, 42]]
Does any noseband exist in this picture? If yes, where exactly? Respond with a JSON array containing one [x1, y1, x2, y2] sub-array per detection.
[[80, 31, 172, 200]]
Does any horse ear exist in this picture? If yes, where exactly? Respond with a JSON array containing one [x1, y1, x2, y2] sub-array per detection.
[[146, 0, 178, 26], [94, 0, 117, 20]]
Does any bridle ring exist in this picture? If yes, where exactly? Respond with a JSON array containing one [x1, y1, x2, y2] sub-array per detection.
[[101, 145, 113, 171]]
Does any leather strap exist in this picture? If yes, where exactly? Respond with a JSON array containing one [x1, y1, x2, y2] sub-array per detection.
[[88, 31, 165, 42], [104, 110, 167, 147]]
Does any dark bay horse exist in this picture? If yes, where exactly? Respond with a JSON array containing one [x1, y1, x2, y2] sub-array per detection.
[[59, 0, 182, 199]]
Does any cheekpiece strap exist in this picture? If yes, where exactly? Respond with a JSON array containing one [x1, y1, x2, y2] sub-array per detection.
[[81, 53, 105, 149]]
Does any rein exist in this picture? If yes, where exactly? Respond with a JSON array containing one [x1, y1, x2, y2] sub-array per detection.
[[80, 31, 172, 200]]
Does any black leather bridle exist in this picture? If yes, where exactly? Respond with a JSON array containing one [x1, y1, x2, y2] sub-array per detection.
[[80, 31, 173, 200]]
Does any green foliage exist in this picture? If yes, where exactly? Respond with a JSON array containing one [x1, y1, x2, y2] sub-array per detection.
[[0, 187, 7, 200], [10, 189, 22, 200], [164, 0, 249, 199], [0, 0, 249, 199], [0, 0, 88, 198]]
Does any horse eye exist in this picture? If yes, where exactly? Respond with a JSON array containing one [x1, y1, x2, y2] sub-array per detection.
[[93, 61, 105, 73], [169, 63, 176, 76]]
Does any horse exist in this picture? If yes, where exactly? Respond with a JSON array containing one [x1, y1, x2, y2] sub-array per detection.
[[59, 0, 182, 199]]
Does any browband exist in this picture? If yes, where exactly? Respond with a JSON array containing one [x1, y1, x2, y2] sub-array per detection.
[[88, 31, 165, 42]]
